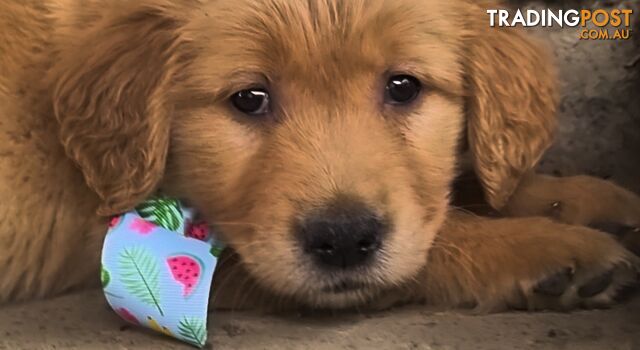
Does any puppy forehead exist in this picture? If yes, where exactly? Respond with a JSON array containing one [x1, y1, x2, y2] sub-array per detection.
[[187, 0, 463, 93]]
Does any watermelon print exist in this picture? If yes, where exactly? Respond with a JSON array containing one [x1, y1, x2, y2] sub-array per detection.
[[129, 217, 156, 235], [167, 254, 203, 297], [119, 246, 164, 315], [109, 215, 122, 229], [178, 317, 207, 347], [135, 197, 183, 231], [186, 221, 209, 241], [115, 307, 140, 325]]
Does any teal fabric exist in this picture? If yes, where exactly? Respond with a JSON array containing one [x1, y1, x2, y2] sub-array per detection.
[[101, 197, 224, 347]]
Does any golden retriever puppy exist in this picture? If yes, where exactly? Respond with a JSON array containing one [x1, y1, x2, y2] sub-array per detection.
[[1, 0, 639, 312]]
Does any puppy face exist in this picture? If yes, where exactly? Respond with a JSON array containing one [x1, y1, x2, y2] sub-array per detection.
[[52, 0, 556, 308], [161, 0, 464, 307]]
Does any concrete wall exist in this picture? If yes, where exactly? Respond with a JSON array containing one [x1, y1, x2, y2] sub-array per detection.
[[510, 0, 640, 192]]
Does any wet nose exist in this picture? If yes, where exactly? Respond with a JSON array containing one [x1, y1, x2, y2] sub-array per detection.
[[298, 199, 387, 270]]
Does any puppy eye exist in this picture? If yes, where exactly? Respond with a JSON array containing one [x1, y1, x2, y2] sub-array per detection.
[[385, 75, 421, 105], [230, 88, 270, 115]]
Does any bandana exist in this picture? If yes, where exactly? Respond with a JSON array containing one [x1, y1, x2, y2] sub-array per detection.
[[101, 197, 225, 347]]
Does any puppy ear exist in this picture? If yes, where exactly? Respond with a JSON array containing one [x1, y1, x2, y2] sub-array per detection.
[[464, 23, 558, 209], [51, 4, 190, 215]]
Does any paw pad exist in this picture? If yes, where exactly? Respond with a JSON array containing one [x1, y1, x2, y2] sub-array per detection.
[[577, 270, 613, 298], [533, 268, 573, 296], [530, 267, 625, 310]]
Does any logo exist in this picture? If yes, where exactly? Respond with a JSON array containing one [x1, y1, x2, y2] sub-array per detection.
[[487, 9, 634, 40]]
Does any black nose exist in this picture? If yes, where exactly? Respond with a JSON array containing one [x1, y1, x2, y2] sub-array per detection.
[[298, 199, 387, 270]]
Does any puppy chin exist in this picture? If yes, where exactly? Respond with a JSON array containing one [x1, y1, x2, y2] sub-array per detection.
[[301, 284, 380, 309]]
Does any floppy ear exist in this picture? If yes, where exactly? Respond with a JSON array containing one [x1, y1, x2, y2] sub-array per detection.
[[464, 21, 558, 209], [51, 3, 190, 215]]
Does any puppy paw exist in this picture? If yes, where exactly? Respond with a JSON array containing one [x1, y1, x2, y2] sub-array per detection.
[[431, 215, 640, 313], [526, 262, 638, 311]]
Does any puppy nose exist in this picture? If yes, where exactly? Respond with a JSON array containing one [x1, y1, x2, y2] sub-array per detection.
[[298, 200, 387, 270]]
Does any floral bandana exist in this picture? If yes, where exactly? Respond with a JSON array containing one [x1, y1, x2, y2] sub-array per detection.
[[101, 197, 225, 347]]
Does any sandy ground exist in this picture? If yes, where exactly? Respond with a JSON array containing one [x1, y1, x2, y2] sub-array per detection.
[[1, 289, 639, 350], [2, 1, 639, 349]]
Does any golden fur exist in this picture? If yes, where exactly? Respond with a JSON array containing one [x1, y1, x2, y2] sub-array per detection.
[[1, 0, 638, 311]]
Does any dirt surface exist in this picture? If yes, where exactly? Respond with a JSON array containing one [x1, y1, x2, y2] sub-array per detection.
[[0, 289, 639, 350], [2, 1, 639, 349]]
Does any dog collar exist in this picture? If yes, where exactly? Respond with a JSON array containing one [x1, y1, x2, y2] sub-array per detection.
[[101, 197, 225, 347]]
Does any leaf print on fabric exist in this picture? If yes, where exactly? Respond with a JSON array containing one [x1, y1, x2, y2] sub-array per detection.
[[129, 217, 156, 235], [210, 244, 224, 258], [135, 197, 183, 231], [178, 317, 207, 347], [101, 265, 110, 288], [118, 246, 164, 316]]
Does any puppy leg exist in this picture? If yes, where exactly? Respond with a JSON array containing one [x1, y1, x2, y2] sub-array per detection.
[[503, 172, 640, 226], [419, 212, 639, 312], [0, 100, 104, 303], [502, 172, 640, 254]]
